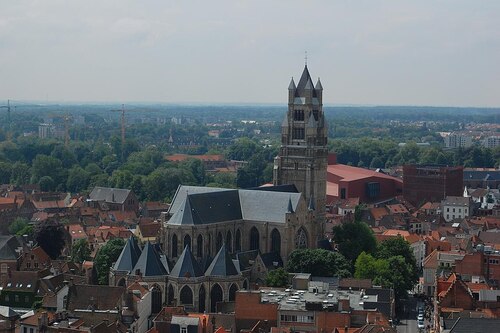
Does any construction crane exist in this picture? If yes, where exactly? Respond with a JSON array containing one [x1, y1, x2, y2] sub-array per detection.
[[110, 104, 126, 160], [0, 100, 12, 140]]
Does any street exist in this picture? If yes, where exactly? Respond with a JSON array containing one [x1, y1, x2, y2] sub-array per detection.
[[396, 298, 429, 333]]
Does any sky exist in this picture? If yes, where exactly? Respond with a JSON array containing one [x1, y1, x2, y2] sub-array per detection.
[[0, 1, 499, 107]]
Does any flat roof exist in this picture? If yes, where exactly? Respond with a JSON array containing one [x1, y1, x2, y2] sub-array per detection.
[[328, 164, 402, 183]]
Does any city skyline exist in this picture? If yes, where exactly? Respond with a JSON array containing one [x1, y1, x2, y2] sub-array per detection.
[[1, 1, 499, 107]]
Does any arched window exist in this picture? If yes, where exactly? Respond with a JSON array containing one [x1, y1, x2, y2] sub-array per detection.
[[226, 231, 232, 252], [184, 234, 191, 250], [179, 286, 193, 305], [167, 284, 175, 306], [216, 232, 223, 251], [117, 278, 126, 287], [197, 234, 203, 258], [250, 227, 260, 251], [172, 234, 178, 257], [210, 284, 223, 312], [151, 285, 162, 314], [295, 227, 308, 248], [208, 234, 212, 257], [199, 285, 206, 313], [235, 229, 241, 252], [229, 283, 238, 302], [270, 229, 281, 255]]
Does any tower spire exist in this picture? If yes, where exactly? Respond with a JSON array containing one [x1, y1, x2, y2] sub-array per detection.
[[304, 51, 308, 66]]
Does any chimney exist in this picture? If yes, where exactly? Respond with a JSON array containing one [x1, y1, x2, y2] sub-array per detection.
[[344, 326, 348, 333], [328, 153, 337, 165]]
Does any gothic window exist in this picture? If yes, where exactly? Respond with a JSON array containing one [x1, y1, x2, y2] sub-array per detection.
[[293, 109, 304, 121], [197, 235, 203, 258], [270, 229, 281, 255], [250, 227, 260, 251], [172, 234, 178, 257], [229, 283, 239, 302], [295, 228, 308, 248], [243, 280, 249, 290], [179, 286, 193, 305], [292, 128, 305, 140], [151, 285, 162, 314], [184, 234, 191, 250], [216, 232, 223, 251], [235, 229, 241, 252], [210, 284, 223, 312], [226, 231, 232, 252], [199, 285, 206, 313]]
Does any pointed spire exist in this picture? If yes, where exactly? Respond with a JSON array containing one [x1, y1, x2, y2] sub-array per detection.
[[315, 78, 323, 90], [287, 196, 294, 213], [306, 113, 317, 128], [308, 195, 315, 211], [113, 236, 142, 272], [288, 77, 296, 90], [132, 241, 167, 277], [304, 78, 313, 90], [170, 245, 204, 278], [205, 244, 238, 277]]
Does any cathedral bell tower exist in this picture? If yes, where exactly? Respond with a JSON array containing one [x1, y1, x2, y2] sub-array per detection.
[[273, 65, 328, 225]]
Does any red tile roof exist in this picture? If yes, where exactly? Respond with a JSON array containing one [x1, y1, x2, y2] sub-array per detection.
[[327, 164, 403, 183]]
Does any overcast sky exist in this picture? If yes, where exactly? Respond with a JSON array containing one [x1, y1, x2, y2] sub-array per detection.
[[1, 1, 499, 107]]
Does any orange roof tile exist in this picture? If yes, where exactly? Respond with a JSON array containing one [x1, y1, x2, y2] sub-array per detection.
[[327, 163, 403, 183]]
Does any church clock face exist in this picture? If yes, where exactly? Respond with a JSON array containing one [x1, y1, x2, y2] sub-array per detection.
[[295, 228, 308, 248]]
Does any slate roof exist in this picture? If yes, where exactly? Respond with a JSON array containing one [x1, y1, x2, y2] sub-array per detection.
[[0, 305, 19, 319], [88, 186, 131, 204], [168, 186, 302, 225], [132, 241, 168, 277], [205, 244, 239, 277], [294, 65, 318, 98], [170, 246, 204, 278], [447, 317, 500, 332], [260, 252, 283, 270], [0, 236, 23, 260], [113, 237, 142, 272], [66, 284, 125, 311]]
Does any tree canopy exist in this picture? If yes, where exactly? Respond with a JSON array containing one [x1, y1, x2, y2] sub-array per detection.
[[94, 238, 125, 285], [286, 249, 351, 278], [265, 268, 289, 287], [331, 220, 377, 264], [71, 239, 92, 264], [34, 220, 66, 259]]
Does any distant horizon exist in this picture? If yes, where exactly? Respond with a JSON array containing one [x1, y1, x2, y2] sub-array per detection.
[[3, 99, 500, 110]]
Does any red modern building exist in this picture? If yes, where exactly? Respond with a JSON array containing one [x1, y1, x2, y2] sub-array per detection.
[[403, 164, 463, 207], [326, 154, 403, 204]]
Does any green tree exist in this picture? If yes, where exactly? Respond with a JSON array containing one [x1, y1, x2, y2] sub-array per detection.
[[94, 238, 125, 285], [71, 239, 91, 263], [227, 137, 260, 161], [31, 154, 65, 187], [10, 162, 31, 185], [66, 166, 90, 193], [16, 225, 33, 237], [8, 217, 29, 235], [35, 220, 66, 259], [286, 249, 351, 277], [376, 236, 419, 288], [332, 221, 377, 264], [265, 268, 289, 287], [0, 161, 12, 183], [38, 176, 55, 192]]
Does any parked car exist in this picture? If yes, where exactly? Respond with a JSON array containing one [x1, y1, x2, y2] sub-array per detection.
[[417, 320, 425, 329], [418, 313, 424, 321]]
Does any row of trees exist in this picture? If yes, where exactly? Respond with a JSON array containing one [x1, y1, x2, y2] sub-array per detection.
[[331, 139, 500, 168]]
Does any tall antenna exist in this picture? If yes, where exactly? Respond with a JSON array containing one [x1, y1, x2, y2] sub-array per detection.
[[0, 100, 12, 140]]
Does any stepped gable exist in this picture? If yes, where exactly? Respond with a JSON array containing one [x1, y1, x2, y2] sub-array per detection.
[[170, 245, 204, 278], [132, 241, 167, 277], [205, 244, 239, 277], [113, 236, 142, 272]]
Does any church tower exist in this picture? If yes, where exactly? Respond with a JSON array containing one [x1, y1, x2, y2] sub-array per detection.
[[273, 65, 328, 225]]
